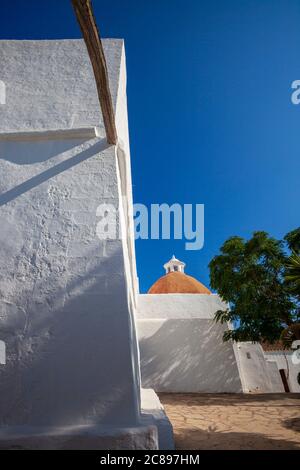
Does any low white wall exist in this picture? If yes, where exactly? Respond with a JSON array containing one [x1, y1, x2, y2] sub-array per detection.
[[137, 294, 243, 393], [138, 293, 227, 320], [266, 360, 285, 392], [141, 389, 174, 450], [264, 352, 300, 393], [234, 343, 285, 393]]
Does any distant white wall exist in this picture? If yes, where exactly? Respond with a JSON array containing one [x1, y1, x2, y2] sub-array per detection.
[[264, 352, 300, 393], [137, 294, 243, 393], [0, 40, 140, 429], [138, 293, 228, 320], [234, 343, 285, 393]]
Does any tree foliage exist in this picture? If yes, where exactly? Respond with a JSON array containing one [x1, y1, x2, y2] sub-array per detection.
[[285, 251, 300, 298], [284, 227, 300, 253], [283, 227, 300, 345], [209, 229, 300, 343]]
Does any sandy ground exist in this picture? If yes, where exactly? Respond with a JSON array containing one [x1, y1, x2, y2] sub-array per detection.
[[159, 393, 300, 450]]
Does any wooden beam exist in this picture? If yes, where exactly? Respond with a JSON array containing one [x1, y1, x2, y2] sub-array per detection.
[[71, 0, 118, 145]]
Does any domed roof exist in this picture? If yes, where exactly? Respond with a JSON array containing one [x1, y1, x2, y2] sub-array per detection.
[[148, 256, 211, 294]]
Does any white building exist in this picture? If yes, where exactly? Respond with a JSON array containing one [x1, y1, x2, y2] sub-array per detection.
[[137, 257, 300, 394]]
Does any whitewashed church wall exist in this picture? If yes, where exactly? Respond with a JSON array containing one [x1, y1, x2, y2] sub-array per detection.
[[137, 293, 228, 320], [115, 44, 139, 306], [0, 40, 140, 428], [137, 294, 242, 393], [0, 39, 122, 134]]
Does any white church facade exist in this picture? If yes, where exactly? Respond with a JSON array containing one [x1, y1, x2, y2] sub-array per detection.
[[0, 38, 299, 450]]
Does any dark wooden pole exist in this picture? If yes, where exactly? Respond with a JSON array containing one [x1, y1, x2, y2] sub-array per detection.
[[71, 0, 118, 145]]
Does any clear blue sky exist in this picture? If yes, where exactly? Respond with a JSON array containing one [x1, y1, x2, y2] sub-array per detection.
[[1, 1, 299, 292]]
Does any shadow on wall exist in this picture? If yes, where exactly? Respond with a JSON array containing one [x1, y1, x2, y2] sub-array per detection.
[[0, 134, 140, 427], [0, 138, 108, 206], [139, 319, 242, 393], [0, 139, 96, 165], [0, 246, 139, 427]]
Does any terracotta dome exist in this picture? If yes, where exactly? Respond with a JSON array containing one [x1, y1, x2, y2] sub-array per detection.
[[148, 256, 211, 294]]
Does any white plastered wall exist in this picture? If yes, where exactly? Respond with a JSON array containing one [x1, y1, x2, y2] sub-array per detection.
[[264, 352, 300, 393], [137, 294, 243, 392], [0, 40, 142, 435], [233, 343, 285, 393]]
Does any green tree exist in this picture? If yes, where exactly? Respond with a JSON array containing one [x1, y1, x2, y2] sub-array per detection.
[[284, 227, 300, 253], [209, 230, 299, 343], [285, 251, 300, 296], [281, 227, 300, 345], [284, 227, 300, 299]]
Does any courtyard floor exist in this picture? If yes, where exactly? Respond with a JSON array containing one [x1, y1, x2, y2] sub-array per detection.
[[159, 393, 300, 450]]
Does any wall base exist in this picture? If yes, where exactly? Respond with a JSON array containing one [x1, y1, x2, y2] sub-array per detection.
[[141, 389, 174, 450], [0, 424, 158, 450]]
